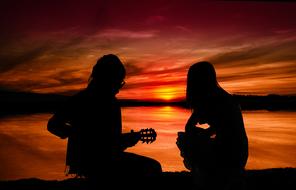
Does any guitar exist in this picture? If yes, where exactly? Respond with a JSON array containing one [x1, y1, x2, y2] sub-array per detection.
[[129, 128, 157, 144]]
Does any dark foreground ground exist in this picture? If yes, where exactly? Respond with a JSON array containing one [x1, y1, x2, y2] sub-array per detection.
[[0, 168, 295, 190]]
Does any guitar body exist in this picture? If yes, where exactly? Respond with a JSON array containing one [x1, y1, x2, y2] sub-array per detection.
[[61, 126, 158, 176]]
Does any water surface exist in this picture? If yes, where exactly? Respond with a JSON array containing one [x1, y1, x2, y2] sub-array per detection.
[[0, 106, 295, 180]]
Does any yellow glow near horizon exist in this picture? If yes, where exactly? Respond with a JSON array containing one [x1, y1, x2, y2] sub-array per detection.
[[154, 87, 179, 101]]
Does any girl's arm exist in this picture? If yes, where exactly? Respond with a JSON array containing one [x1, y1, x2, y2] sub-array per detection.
[[47, 114, 72, 139], [185, 110, 216, 137], [205, 125, 216, 137], [185, 110, 199, 133]]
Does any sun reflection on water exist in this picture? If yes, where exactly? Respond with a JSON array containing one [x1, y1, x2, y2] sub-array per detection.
[[0, 108, 295, 180]]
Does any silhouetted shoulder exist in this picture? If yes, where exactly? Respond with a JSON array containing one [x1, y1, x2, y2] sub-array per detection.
[[53, 90, 85, 116], [214, 90, 242, 113]]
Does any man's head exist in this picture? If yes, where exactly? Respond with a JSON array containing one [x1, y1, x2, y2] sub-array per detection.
[[88, 54, 126, 95]]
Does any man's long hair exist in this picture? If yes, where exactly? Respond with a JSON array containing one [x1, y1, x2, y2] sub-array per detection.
[[88, 54, 126, 90]]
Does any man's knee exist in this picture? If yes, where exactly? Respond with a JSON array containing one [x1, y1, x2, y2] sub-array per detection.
[[147, 158, 162, 174]]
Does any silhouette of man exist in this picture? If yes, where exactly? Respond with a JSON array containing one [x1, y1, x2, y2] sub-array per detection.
[[47, 54, 162, 181]]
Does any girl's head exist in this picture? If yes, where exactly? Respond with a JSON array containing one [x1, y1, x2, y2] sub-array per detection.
[[186, 61, 220, 107]]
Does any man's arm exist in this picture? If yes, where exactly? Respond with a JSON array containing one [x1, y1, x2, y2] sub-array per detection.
[[119, 131, 140, 151]]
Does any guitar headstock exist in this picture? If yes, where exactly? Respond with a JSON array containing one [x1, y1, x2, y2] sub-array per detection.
[[139, 128, 157, 144]]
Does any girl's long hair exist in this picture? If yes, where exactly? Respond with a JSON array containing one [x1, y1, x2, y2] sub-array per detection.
[[186, 61, 221, 108]]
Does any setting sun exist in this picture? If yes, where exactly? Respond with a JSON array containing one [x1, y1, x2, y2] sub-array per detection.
[[153, 87, 181, 101]]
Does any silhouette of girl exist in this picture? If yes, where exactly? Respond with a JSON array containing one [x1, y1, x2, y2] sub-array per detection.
[[47, 54, 162, 181], [177, 61, 248, 190]]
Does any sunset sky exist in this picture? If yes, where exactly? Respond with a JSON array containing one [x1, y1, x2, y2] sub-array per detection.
[[1, 0, 296, 101]]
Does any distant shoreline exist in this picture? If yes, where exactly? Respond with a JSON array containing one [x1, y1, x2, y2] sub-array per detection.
[[120, 94, 296, 111], [0, 168, 295, 190], [0, 90, 296, 116]]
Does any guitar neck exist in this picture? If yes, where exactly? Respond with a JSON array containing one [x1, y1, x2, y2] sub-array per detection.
[[124, 128, 157, 144]]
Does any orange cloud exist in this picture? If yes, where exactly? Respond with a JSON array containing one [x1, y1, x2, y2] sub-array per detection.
[[1, 1, 296, 98]]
